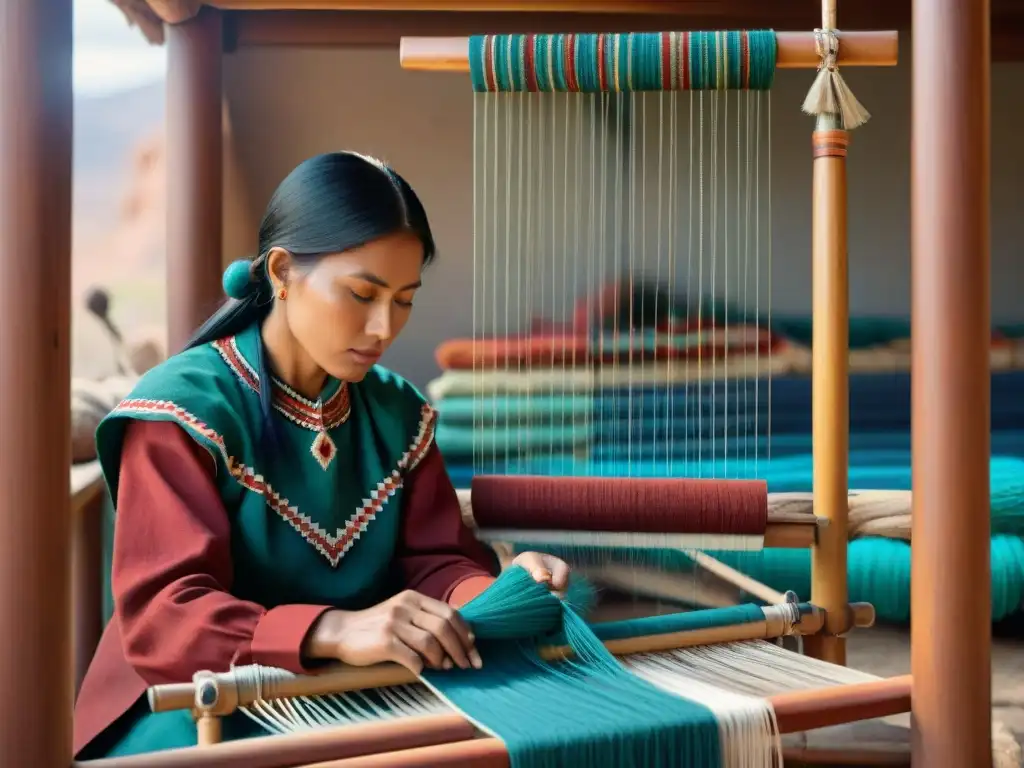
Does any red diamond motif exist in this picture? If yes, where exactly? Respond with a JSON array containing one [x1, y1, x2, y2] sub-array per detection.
[[310, 431, 336, 470]]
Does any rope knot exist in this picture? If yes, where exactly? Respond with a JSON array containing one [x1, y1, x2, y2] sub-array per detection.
[[813, 29, 840, 73], [802, 27, 871, 129]]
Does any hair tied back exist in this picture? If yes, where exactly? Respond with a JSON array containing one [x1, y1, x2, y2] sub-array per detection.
[[222, 259, 257, 300]]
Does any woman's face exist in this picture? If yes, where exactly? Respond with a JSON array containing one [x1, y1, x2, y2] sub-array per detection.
[[281, 231, 426, 382]]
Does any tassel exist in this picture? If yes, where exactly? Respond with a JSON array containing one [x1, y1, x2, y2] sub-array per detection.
[[801, 29, 871, 130]]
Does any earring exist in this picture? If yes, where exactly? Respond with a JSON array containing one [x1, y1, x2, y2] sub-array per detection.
[[277, 286, 288, 301]]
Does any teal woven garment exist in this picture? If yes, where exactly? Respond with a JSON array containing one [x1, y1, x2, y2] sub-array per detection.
[[423, 567, 725, 767]]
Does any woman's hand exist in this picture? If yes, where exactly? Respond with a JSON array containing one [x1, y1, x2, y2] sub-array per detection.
[[511, 551, 571, 592], [304, 590, 482, 674]]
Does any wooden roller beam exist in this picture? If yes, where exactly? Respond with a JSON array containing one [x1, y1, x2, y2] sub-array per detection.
[[72, 714, 476, 768], [456, 488, 835, 550], [307, 676, 913, 768], [147, 603, 823, 714], [399, 30, 898, 72], [459, 488, 921, 551]]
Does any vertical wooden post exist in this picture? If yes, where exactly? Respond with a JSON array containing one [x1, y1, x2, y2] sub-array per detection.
[[806, 0, 852, 666], [911, 0, 992, 765], [72, 484, 106, 695], [0, 1, 74, 765], [166, 7, 225, 353], [805, 115, 850, 667]]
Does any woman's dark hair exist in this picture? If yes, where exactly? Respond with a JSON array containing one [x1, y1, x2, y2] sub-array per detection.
[[184, 151, 436, 456]]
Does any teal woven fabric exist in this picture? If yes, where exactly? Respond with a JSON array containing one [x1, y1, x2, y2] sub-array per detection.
[[421, 567, 766, 767]]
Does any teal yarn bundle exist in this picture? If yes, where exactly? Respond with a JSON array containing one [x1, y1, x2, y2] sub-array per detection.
[[523, 535, 1024, 623], [424, 566, 725, 768], [458, 567, 598, 638], [468, 31, 777, 94], [710, 536, 1024, 622]]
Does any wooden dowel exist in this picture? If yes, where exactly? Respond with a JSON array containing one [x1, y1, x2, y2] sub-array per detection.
[[822, 0, 837, 30], [477, 519, 819, 549], [780, 747, 909, 766], [73, 714, 476, 768], [149, 608, 821, 714], [764, 521, 817, 549], [686, 549, 788, 604], [313, 676, 913, 768], [399, 30, 898, 73], [771, 674, 912, 733], [196, 714, 222, 747], [583, 563, 747, 609], [806, 121, 851, 667], [72, 479, 106, 695], [302, 739, 509, 768]]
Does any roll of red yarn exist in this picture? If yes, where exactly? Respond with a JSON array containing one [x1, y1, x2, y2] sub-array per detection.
[[469, 475, 767, 536]]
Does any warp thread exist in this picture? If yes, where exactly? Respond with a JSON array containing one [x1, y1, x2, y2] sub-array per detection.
[[423, 566, 726, 768]]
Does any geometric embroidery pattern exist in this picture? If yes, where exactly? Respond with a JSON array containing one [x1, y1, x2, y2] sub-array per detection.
[[113, 398, 437, 568], [212, 336, 351, 475], [212, 336, 351, 433]]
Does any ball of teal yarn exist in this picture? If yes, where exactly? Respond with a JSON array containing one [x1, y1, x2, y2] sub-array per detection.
[[222, 259, 255, 300], [990, 535, 1024, 619], [848, 535, 1024, 623], [848, 538, 913, 622]]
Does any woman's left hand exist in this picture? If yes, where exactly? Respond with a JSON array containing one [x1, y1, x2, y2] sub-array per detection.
[[511, 551, 571, 592]]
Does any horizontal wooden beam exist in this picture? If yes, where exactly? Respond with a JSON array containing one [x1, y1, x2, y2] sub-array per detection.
[[205, 0, 1024, 28], [222, 9, 1024, 62], [204, 0, 1024, 24], [400, 31, 900, 71], [227, 8, 907, 49], [146, 0, 202, 23]]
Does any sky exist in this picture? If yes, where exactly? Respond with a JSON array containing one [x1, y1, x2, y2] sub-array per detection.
[[75, 0, 166, 96]]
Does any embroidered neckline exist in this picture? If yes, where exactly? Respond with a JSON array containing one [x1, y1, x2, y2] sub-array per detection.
[[113, 398, 436, 567], [212, 335, 351, 471]]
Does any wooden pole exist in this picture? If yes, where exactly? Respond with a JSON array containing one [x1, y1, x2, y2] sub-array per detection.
[[72, 485, 106, 695], [804, 0, 851, 665], [0, 1, 74, 765], [910, 0, 992, 765], [398, 31, 899, 73], [167, 7, 225, 353], [303, 676, 913, 767]]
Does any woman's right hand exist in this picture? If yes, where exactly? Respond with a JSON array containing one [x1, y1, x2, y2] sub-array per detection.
[[303, 590, 482, 675]]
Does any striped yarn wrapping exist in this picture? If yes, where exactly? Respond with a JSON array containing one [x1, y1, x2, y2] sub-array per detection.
[[469, 31, 777, 93]]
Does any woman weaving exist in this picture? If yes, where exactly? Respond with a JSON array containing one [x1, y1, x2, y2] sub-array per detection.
[[73, 152, 570, 759]]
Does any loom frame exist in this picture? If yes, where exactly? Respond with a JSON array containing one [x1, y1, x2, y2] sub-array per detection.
[[84, 604, 909, 768], [0, 0, 991, 767]]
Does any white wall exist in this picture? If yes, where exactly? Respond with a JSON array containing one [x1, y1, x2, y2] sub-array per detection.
[[223, 41, 1024, 389]]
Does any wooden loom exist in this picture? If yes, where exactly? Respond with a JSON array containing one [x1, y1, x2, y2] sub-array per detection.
[[72, 1, 996, 766], [0, 0, 994, 767]]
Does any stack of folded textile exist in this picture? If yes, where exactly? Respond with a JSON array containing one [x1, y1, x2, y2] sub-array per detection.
[[429, 280, 790, 485], [430, 281, 1024, 486]]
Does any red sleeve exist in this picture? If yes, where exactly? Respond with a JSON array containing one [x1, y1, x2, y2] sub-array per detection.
[[112, 420, 331, 684], [396, 443, 499, 607]]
